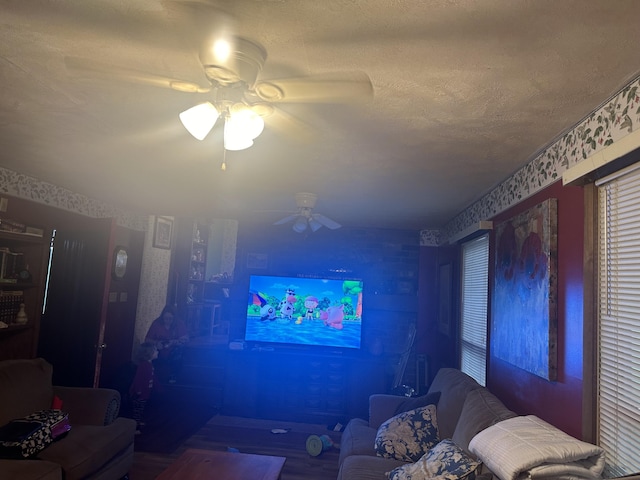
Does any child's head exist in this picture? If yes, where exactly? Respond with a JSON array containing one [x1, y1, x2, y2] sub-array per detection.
[[136, 341, 158, 362]]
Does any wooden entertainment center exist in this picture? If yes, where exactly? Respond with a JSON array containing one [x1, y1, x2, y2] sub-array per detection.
[[169, 221, 421, 423], [222, 347, 388, 423]]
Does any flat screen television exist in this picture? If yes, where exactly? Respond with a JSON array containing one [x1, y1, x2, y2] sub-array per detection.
[[245, 274, 363, 350]]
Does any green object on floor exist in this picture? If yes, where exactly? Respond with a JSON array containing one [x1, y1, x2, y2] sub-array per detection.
[[306, 434, 333, 457]]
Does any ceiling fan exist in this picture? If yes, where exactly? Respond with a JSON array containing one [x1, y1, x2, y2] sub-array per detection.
[[274, 193, 341, 233], [65, 5, 373, 161]]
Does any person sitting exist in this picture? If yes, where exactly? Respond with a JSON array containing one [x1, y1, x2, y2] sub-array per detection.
[[145, 304, 189, 384]]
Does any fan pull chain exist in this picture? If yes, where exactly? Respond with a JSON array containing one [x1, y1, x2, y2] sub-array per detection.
[[221, 147, 227, 171]]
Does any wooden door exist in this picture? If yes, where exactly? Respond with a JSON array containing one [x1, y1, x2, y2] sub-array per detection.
[[98, 226, 144, 388], [37, 217, 113, 387]]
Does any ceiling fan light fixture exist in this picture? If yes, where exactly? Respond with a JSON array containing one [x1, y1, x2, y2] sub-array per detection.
[[228, 103, 265, 140], [293, 217, 308, 233], [223, 119, 253, 151], [213, 38, 232, 63], [308, 218, 322, 232], [223, 104, 265, 150], [179, 102, 219, 140], [294, 192, 317, 208], [200, 36, 267, 88]]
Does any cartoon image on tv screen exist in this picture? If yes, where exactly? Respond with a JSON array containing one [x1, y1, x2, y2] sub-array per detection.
[[246, 275, 363, 349]]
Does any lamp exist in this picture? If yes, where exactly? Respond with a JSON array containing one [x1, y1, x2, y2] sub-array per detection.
[[179, 102, 220, 141], [292, 217, 308, 233], [308, 218, 322, 232], [179, 101, 264, 152], [223, 103, 264, 151]]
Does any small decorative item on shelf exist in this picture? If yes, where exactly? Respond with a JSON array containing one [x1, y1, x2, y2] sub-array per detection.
[[0, 290, 24, 324], [15, 303, 27, 325], [17, 269, 31, 283], [0, 218, 26, 233]]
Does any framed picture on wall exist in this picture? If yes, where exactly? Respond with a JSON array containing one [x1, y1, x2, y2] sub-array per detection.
[[153, 216, 173, 250], [492, 198, 558, 381]]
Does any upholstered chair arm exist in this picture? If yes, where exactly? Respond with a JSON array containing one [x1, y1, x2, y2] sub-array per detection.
[[52, 386, 121, 426]]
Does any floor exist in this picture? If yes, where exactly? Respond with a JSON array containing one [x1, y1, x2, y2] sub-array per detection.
[[128, 400, 343, 480]]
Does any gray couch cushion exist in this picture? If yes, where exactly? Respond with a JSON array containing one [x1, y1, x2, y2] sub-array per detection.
[[339, 418, 378, 466], [37, 417, 136, 480], [452, 388, 517, 456], [338, 454, 407, 480], [0, 459, 61, 480], [427, 368, 482, 440]]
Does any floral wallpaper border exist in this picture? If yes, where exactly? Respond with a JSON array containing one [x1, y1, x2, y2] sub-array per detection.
[[3, 75, 639, 248], [420, 74, 640, 246], [0, 167, 147, 231]]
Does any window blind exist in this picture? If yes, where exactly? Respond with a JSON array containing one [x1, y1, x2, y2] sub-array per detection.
[[460, 234, 489, 386], [597, 164, 640, 476]]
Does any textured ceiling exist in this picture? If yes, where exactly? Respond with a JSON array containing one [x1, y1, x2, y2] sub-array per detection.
[[1, 1, 640, 231]]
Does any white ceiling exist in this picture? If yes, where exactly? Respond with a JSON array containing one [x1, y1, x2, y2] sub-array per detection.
[[1, 0, 640, 231]]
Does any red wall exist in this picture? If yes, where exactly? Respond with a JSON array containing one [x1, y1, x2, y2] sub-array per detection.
[[487, 180, 585, 438]]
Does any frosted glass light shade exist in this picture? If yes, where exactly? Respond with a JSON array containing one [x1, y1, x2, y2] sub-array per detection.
[[179, 102, 219, 140], [223, 105, 265, 151], [223, 119, 254, 151], [308, 218, 322, 232], [228, 104, 264, 139], [293, 217, 308, 233]]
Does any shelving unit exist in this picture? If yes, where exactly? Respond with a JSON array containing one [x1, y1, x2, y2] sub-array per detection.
[[186, 222, 208, 305], [0, 230, 48, 360]]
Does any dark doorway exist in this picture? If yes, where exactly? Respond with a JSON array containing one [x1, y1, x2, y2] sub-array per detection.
[[38, 218, 113, 387]]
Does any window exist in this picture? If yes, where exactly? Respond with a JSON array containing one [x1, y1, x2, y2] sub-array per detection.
[[596, 164, 640, 476], [460, 234, 489, 386]]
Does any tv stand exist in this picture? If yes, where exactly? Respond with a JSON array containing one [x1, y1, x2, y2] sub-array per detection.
[[223, 349, 388, 423]]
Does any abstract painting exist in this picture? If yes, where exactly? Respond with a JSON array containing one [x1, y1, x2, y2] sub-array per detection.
[[492, 198, 558, 381]]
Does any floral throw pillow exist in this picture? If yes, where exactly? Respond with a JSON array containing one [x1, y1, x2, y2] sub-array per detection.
[[375, 404, 440, 462], [387, 439, 481, 480]]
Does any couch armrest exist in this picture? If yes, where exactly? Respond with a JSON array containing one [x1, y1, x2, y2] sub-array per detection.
[[368, 394, 409, 429], [52, 386, 121, 426]]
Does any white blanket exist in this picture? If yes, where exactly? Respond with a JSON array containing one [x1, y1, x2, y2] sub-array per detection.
[[468, 415, 606, 480]]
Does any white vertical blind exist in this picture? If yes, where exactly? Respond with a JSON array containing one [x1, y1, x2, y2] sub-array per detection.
[[597, 165, 640, 477], [460, 234, 489, 386]]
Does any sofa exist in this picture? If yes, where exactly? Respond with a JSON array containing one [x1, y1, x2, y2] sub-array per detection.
[[339, 367, 613, 480], [338, 367, 516, 479], [0, 358, 137, 480]]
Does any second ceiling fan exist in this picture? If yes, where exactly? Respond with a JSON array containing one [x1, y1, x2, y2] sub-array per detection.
[[274, 193, 341, 233]]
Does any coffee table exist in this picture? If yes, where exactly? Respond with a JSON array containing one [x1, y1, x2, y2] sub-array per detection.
[[157, 448, 286, 480]]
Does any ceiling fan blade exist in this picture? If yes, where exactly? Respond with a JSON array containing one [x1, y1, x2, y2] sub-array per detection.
[[312, 213, 342, 230], [260, 105, 316, 144], [273, 214, 298, 226], [254, 71, 373, 104], [64, 56, 211, 93]]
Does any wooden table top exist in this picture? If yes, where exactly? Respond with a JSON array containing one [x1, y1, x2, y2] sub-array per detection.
[[157, 448, 287, 480]]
